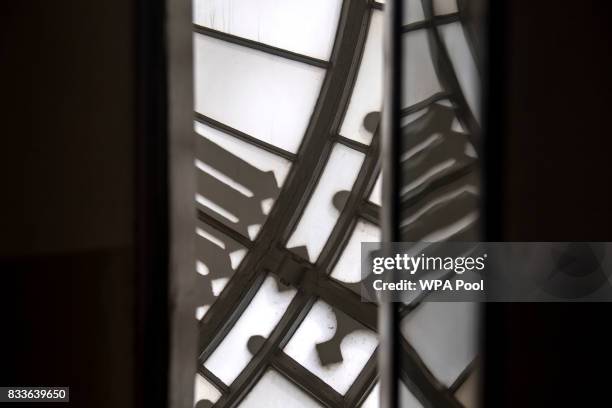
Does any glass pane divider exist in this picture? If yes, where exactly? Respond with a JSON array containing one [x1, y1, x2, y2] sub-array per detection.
[[197, 366, 230, 394], [193, 24, 330, 69], [196, 208, 253, 249], [194, 113, 297, 161], [401, 12, 461, 33]]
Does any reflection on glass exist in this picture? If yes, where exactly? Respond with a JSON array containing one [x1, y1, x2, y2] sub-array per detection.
[[400, 302, 478, 386], [402, 30, 442, 108], [439, 23, 480, 120]]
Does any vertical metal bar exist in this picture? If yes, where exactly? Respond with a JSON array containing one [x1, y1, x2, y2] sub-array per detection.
[[380, 0, 402, 407], [166, 0, 199, 407]]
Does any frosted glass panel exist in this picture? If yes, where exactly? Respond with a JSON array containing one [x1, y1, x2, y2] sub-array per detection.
[[439, 23, 480, 120], [286, 144, 365, 261], [455, 366, 480, 408], [284, 300, 378, 395], [194, 34, 325, 153], [331, 220, 380, 283], [361, 382, 422, 408], [402, 30, 442, 108], [433, 0, 458, 15], [204, 277, 296, 385], [339, 11, 383, 145], [194, 374, 221, 405], [195, 121, 292, 187], [401, 302, 478, 386], [374, 0, 425, 24], [369, 174, 382, 206], [238, 370, 322, 408], [194, 0, 342, 61], [360, 383, 379, 408]]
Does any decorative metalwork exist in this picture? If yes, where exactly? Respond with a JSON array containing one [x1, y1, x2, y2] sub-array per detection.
[[192, 0, 482, 407]]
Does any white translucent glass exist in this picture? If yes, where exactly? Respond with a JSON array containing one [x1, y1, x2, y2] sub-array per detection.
[[361, 382, 422, 408], [195, 305, 209, 320], [433, 0, 458, 15], [204, 277, 296, 385], [193, 0, 342, 61], [455, 367, 480, 408], [238, 370, 322, 408], [401, 302, 478, 386], [286, 144, 365, 261], [455, 369, 480, 408], [375, 0, 425, 24], [439, 23, 480, 121], [284, 300, 378, 394], [402, 29, 443, 108], [339, 11, 383, 145], [369, 174, 382, 206], [194, 34, 325, 153], [195, 121, 292, 187], [194, 374, 222, 405], [331, 220, 380, 283], [360, 383, 379, 408]]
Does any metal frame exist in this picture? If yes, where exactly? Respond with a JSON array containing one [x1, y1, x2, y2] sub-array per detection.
[[166, 0, 200, 407], [192, 0, 481, 407]]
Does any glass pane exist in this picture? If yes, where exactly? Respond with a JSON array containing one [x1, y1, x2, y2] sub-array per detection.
[[433, 0, 458, 15], [195, 121, 292, 187], [194, 34, 325, 153], [402, 29, 443, 108], [404, 0, 426, 24], [195, 221, 247, 320], [399, 101, 477, 187], [339, 11, 383, 145], [433, 0, 459, 15], [400, 302, 479, 386], [331, 220, 380, 284], [195, 121, 293, 239], [194, 374, 222, 406], [203, 276, 296, 385], [438, 23, 480, 120], [283, 300, 378, 395], [361, 382, 422, 408], [368, 174, 382, 206], [286, 144, 365, 261], [374, 0, 425, 24], [193, 0, 342, 61], [455, 366, 480, 408], [238, 370, 322, 408]]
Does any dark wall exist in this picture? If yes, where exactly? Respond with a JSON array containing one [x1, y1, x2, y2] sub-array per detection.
[[485, 1, 612, 406], [0, 1, 137, 407]]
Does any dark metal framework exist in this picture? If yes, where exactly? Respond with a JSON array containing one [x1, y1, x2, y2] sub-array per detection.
[[193, 1, 481, 407]]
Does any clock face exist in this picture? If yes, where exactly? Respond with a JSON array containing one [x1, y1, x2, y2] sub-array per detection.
[[192, 0, 482, 406]]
